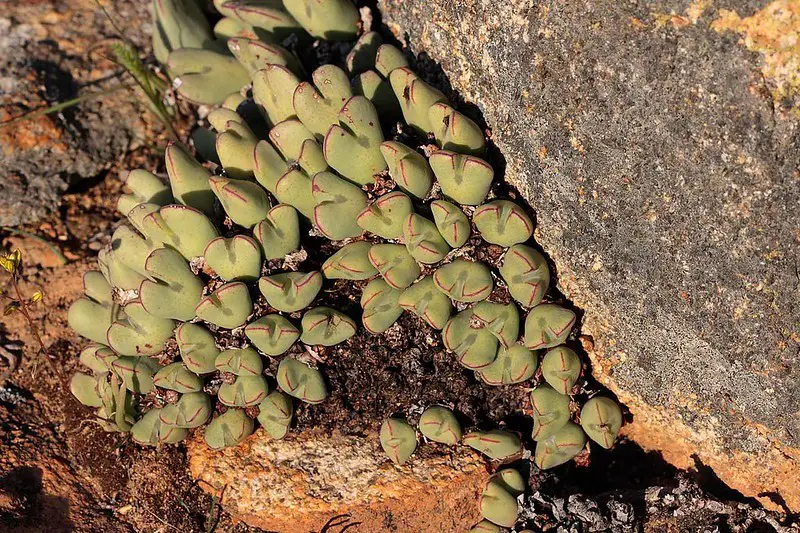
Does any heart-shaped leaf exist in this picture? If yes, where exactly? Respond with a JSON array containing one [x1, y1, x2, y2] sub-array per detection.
[[499, 245, 550, 308], [418, 406, 462, 444], [257, 390, 294, 439], [312, 171, 368, 240], [580, 396, 622, 449], [168, 48, 250, 105], [204, 235, 262, 282], [321, 241, 377, 280], [215, 346, 264, 376], [530, 384, 571, 441], [389, 67, 448, 133], [218, 375, 270, 407], [117, 170, 172, 216], [433, 259, 493, 303], [368, 243, 421, 290], [442, 309, 498, 369], [429, 150, 493, 206], [380, 141, 432, 200], [195, 282, 253, 329], [209, 176, 270, 228], [204, 408, 254, 449], [472, 301, 520, 348], [153, 362, 204, 393], [159, 391, 213, 428], [276, 357, 328, 404], [534, 422, 587, 469], [430, 200, 470, 248], [397, 275, 453, 330], [463, 429, 522, 460], [479, 480, 518, 528], [164, 142, 215, 215], [523, 303, 576, 350], [541, 346, 581, 394], [428, 102, 485, 155], [274, 168, 315, 218], [253, 204, 301, 260], [300, 306, 357, 346], [258, 271, 322, 312], [252, 64, 300, 127], [477, 344, 538, 386], [245, 314, 300, 355], [380, 417, 417, 465], [268, 119, 328, 175], [139, 247, 204, 321], [176, 323, 220, 375], [323, 96, 387, 185], [403, 213, 450, 264], [356, 191, 414, 239], [107, 301, 175, 356], [293, 64, 353, 139], [473, 200, 533, 247], [360, 278, 403, 334]]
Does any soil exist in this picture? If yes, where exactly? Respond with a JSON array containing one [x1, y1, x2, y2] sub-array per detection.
[[0, 1, 796, 533]]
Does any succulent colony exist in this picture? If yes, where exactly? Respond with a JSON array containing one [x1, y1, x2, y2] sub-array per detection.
[[68, 0, 624, 529]]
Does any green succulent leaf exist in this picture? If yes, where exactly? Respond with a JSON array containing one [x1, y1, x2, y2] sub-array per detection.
[[418, 406, 462, 445], [112, 356, 160, 394], [79, 344, 118, 374], [274, 168, 315, 218], [321, 241, 377, 280], [353, 70, 400, 119], [491, 469, 526, 498], [118, 170, 172, 216], [472, 301, 520, 348], [580, 396, 622, 449], [368, 244, 421, 290], [534, 422, 587, 470], [312, 171, 368, 240], [346, 31, 383, 75], [293, 64, 353, 140], [176, 323, 220, 375], [433, 259, 493, 303], [477, 344, 538, 386], [499, 245, 550, 308], [152, 0, 213, 64], [227, 37, 297, 75], [473, 200, 534, 247], [428, 102, 485, 155], [397, 276, 453, 330], [541, 345, 581, 394], [360, 279, 403, 334], [268, 119, 328, 176], [375, 44, 409, 78], [323, 96, 387, 186], [258, 271, 322, 312], [70, 373, 103, 407], [132, 408, 189, 446], [469, 520, 505, 533], [281, 0, 359, 40], [442, 309, 498, 370], [164, 142, 215, 215], [530, 384, 571, 442], [195, 282, 253, 329], [403, 213, 450, 264], [139, 247, 204, 321], [356, 191, 414, 240], [257, 390, 294, 439], [429, 150, 494, 206], [254, 139, 290, 193], [252, 65, 301, 127], [107, 301, 175, 356], [168, 48, 250, 105], [463, 429, 522, 460], [479, 480, 519, 528], [300, 306, 357, 346], [523, 304, 576, 350], [204, 235, 262, 282], [389, 67, 448, 133], [204, 409, 255, 449], [219, 375, 270, 407], [245, 314, 300, 356], [379, 141, 432, 200], [276, 357, 328, 404], [209, 176, 270, 228], [222, 1, 301, 41], [253, 204, 301, 260], [215, 347, 263, 378], [153, 362, 204, 393], [212, 113, 258, 179], [380, 417, 417, 465], [430, 200, 470, 248], [68, 272, 114, 345], [136, 204, 219, 260], [159, 391, 213, 429]]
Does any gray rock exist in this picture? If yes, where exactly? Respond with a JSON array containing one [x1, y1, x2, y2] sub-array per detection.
[[379, 0, 800, 511]]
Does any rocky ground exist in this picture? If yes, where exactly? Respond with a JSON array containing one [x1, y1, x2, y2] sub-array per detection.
[[0, 0, 798, 532]]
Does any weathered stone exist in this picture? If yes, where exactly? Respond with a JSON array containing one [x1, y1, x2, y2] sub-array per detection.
[[380, 0, 800, 512], [188, 430, 488, 531]]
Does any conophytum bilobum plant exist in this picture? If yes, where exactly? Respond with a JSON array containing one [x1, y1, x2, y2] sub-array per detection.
[[68, 1, 624, 529]]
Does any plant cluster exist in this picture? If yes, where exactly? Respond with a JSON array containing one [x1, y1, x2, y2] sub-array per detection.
[[68, 0, 623, 529]]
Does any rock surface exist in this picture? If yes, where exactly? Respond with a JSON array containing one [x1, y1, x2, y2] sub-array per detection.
[[379, 0, 800, 512], [187, 430, 489, 531], [0, 0, 151, 227]]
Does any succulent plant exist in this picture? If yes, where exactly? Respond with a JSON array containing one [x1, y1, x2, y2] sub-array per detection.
[[530, 384, 571, 441], [300, 306, 357, 346], [380, 417, 417, 465], [541, 346, 581, 394], [499, 245, 550, 308], [357, 190, 414, 239], [428, 103, 485, 155], [479, 479, 519, 528], [580, 396, 623, 449], [397, 276, 453, 330], [473, 200, 533, 247], [258, 271, 322, 312], [534, 422, 587, 470], [477, 344, 538, 386], [433, 259, 493, 303], [257, 390, 294, 439], [429, 151, 493, 206], [368, 244, 421, 290], [418, 405, 462, 444], [380, 141, 433, 200], [360, 279, 403, 334], [276, 357, 328, 404], [403, 213, 450, 264], [463, 430, 522, 460], [442, 308, 498, 370], [204, 408, 254, 449], [430, 200, 470, 248], [70, 4, 624, 472], [523, 303, 576, 350]]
